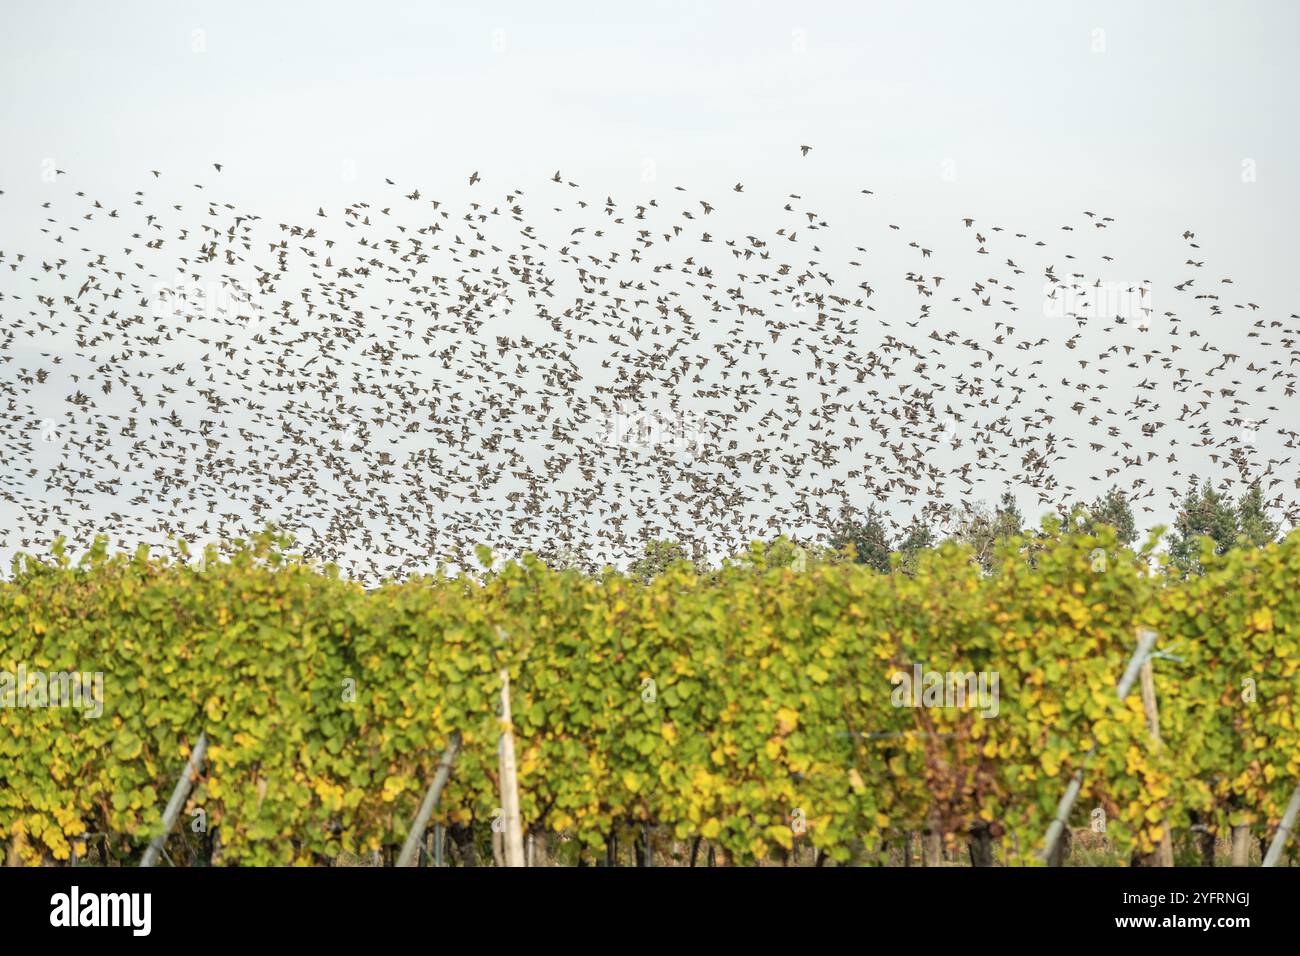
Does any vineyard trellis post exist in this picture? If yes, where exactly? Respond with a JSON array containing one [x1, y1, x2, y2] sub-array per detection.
[[140, 731, 208, 868], [396, 731, 462, 868], [1262, 780, 1300, 867], [1137, 658, 1174, 866], [498, 667, 526, 866], [1230, 823, 1253, 866], [1038, 628, 1158, 865]]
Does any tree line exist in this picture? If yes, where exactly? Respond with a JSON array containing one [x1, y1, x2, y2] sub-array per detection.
[[621, 479, 1283, 581]]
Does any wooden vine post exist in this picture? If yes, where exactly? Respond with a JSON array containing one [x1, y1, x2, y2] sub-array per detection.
[[1137, 658, 1175, 866], [498, 667, 526, 866], [140, 732, 208, 868]]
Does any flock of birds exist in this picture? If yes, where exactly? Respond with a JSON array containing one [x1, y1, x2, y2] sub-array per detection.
[[0, 148, 1295, 580]]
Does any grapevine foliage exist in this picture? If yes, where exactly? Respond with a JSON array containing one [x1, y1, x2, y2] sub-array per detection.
[[1, 527, 1296, 865]]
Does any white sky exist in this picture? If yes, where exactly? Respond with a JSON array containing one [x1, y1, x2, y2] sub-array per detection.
[[2, 1, 1298, 575]]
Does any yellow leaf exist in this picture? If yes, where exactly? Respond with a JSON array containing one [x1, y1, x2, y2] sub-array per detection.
[[767, 824, 794, 850], [848, 768, 865, 793], [776, 706, 799, 735]]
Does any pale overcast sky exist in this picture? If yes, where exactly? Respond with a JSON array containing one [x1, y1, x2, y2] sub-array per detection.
[[2, 1, 1298, 573]]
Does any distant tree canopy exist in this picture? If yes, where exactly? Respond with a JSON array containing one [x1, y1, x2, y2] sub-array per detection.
[[1237, 481, 1280, 549], [627, 538, 693, 583], [1168, 480, 1237, 573], [944, 490, 1024, 572], [612, 480, 1287, 581], [1167, 479, 1278, 575], [827, 506, 893, 572], [893, 518, 935, 575], [1073, 486, 1138, 548]]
